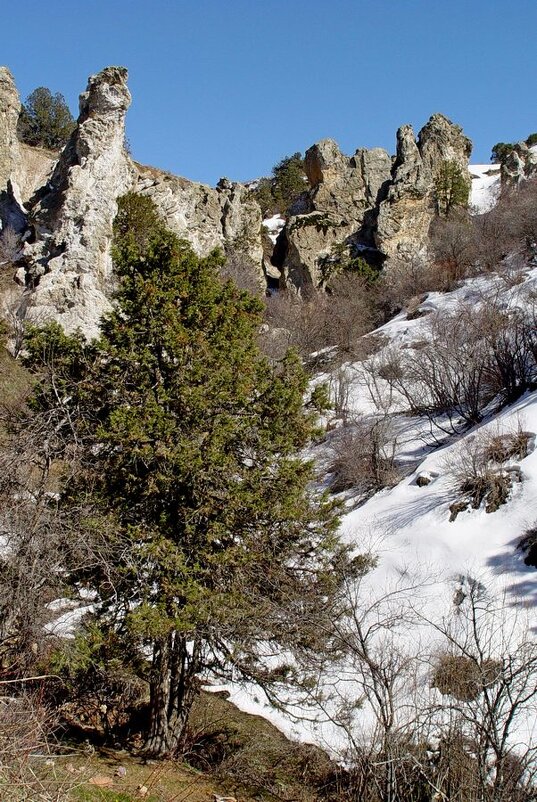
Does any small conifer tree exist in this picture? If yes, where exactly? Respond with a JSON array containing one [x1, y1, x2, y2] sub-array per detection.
[[17, 87, 75, 150], [25, 194, 352, 756], [434, 160, 470, 217]]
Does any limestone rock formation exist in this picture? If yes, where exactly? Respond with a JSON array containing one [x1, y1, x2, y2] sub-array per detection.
[[0, 64, 265, 336], [0, 69, 59, 225], [279, 114, 472, 288], [23, 67, 135, 337], [418, 113, 472, 176], [376, 114, 472, 260], [0, 64, 475, 335], [133, 170, 263, 283], [501, 142, 537, 185], [0, 67, 21, 195], [282, 139, 391, 290]]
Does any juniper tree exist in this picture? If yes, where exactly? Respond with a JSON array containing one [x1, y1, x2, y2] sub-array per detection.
[[17, 87, 75, 150], [434, 160, 470, 217], [26, 194, 352, 756]]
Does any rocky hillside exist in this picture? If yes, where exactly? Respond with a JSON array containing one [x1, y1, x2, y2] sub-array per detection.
[[1, 63, 481, 338]]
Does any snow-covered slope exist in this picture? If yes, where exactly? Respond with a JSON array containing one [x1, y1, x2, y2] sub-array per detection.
[[469, 163, 501, 213], [217, 264, 537, 756]]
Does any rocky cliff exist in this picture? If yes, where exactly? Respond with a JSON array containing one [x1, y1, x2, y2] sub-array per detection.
[[275, 113, 472, 290], [0, 65, 475, 336], [0, 66, 264, 337]]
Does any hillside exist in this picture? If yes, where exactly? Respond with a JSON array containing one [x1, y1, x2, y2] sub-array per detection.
[[1, 62, 537, 802]]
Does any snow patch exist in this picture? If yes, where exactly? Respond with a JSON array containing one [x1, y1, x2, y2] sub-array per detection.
[[262, 214, 285, 244], [469, 163, 501, 213]]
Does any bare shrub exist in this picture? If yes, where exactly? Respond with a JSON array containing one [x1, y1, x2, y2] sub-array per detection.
[[429, 213, 478, 285], [328, 366, 353, 422], [444, 426, 527, 519], [325, 272, 381, 354], [432, 653, 502, 702], [0, 695, 79, 801], [0, 387, 102, 675], [0, 225, 22, 265], [263, 275, 380, 360], [328, 415, 399, 494], [220, 250, 265, 297], [425, 580, 537, 802], [365, 298, 537, 434], [376, 255, 443, 316]]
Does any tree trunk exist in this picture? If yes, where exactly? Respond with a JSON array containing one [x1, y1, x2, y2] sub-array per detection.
[[144, 632, 202, 756]]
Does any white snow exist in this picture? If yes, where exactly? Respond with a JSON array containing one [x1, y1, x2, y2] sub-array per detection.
[[262, 214, 285, 244], [469, 163, 501, 213], [210, 264, 537, 757]]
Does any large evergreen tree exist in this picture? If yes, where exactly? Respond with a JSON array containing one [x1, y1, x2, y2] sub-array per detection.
[[26, 195, 351, 756]]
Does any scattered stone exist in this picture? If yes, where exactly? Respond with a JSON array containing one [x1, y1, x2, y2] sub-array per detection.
[[449, 500, 468, 522], [416, 473, 431, 487], [88, 774, 114, 787]]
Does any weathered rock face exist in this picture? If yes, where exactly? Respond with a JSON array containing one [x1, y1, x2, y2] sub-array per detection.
[[133, 169, 263, 283], [0, 68, 27, 233], [501, 143, 537, 185], [279, 114, 472, 288], [21, 67, 135, 337], [0, 64, 475, 333], [375, 124, 432, 261], [0, 67, 21, 194], [135, 166, 223, 254], [418, 113, 472, 176], [282, 139, 391, 290], [0, 64, 264, 336], [376, 114, 472, 260]]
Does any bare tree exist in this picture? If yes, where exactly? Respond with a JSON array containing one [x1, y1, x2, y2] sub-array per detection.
[[424, 579, 537, 802]]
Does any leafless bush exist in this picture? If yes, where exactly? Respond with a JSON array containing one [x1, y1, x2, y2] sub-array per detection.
[[443, 426, 527, 519], [376, 255, 444, 316], [220, 250, 265, 297], [432, 653, 502, 702], [0, 394, 104, 676], [424, 580, 537, 802], [328, 367, 353, 422], [263, 274, 380, 360], [365, 298, 537, 434], [429, 213, 479, 286], [0, 694, 79, 801], [0, 225, 22, 265], [328, 415, 399, 494]]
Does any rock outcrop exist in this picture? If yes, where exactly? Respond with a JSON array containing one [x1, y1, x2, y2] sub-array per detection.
[[0, 68, 57, 227], [0, 67, 21, 195], [0, 65, 475, 335], [22, 67, 135, 337], [376, 114, 472, 260], [501, 142, 537, 185], [281, 139, 391, 290], [132, 170, 263, 284], [0, 66, 265, 337], [277, 114, 472, 288]]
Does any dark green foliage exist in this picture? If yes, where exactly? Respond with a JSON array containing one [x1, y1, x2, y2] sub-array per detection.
[[491, 141, 513, 164], [491, 133, 537, 164], [253, 152, 308, 215], [17, 86, 75, 150], [25, 193, 348, 756], [434, 160, 470, 216], [320, 241, 380, 286]]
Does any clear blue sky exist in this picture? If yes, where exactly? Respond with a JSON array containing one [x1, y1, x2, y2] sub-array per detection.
[[3, 0, 536, 186]]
